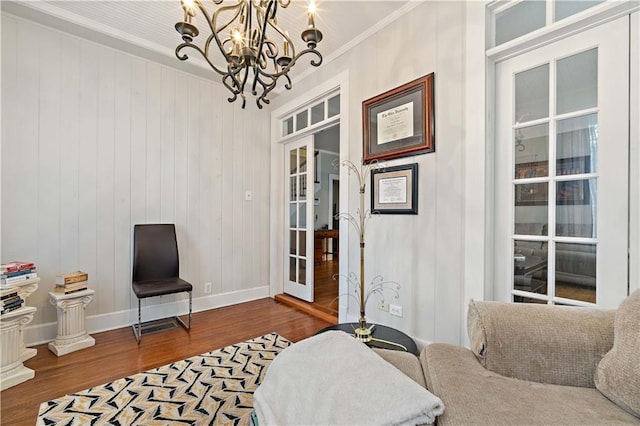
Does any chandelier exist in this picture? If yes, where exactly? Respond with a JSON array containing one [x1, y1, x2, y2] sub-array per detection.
[[175, 0, 323, 109]]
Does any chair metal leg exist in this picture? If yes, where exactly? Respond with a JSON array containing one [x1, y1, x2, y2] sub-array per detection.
[[175, 291, 192, 331], [132, 299, 141, 344]]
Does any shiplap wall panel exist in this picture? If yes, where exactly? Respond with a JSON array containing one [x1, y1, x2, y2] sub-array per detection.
[[59, 35, 81, 275], [38, 27, 63, 292], [113, 53, 133, 313], [146, 63, 162, 224], [160, 68, 176, 224], [96, 49, 116, 314], [2, 14, 270, 327], [78, 40, 99, 318]]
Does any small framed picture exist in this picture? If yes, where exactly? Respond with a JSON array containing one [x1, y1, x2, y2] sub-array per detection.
[[371, 163, 418, 214], [363, 74, 435, 163]]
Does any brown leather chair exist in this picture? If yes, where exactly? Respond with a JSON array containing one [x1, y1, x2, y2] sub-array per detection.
[[132, 224, 192, 343]]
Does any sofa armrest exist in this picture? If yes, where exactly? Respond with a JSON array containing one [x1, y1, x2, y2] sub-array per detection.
[[467, 300, 615, 387]]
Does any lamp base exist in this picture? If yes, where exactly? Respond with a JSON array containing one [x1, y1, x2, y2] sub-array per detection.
[[353, 326, 372, 343]]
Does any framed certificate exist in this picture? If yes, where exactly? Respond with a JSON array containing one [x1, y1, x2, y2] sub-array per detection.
[[371, 163, 418, 214], [363, 74, 435, 163]]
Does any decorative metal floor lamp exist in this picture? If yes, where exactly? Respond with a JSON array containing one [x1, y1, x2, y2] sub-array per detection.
[[335, 159, 406, 351]]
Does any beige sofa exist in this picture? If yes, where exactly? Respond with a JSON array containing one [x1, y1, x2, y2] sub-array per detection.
[[378, 290, 640, 425]]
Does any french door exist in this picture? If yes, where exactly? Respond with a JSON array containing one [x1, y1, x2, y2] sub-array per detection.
[[283, 136, 315, 301], [495, 16, 630, 307]]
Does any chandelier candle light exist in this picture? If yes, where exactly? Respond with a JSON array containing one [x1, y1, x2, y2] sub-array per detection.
[[175, 0, 323, 109]]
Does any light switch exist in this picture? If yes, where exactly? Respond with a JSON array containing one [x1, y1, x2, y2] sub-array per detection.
[[245, 190, 253, 201]]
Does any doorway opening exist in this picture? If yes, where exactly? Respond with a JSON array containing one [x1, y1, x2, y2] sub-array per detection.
[[277, 124, 340, 321]]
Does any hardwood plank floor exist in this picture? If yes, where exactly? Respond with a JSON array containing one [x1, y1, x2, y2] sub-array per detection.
[[0, 298, 332, 426]]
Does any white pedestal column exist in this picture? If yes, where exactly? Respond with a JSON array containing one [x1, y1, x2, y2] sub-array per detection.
[[48, 289, 95, 356], [14, 278, 39, 362], [0, 306, 36, 391]]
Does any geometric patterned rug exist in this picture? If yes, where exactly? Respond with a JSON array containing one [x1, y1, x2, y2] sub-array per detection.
[[37, 333, 291, 426]]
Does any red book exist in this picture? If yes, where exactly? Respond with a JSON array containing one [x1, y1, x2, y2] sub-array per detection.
[[1, 261, 35, 274]]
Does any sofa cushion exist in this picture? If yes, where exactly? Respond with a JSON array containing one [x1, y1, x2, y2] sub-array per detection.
[[595, 289, 640, 417], [421, 343, 640, 425], [467, 300, 615, 387], [373, 348, 427, 388]]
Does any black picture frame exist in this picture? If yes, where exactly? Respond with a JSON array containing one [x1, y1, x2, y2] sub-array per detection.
[[371, 163, 418, 214]]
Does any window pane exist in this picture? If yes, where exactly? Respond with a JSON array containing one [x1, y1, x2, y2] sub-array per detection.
[[515, 182, 548, 208], [555, 0, 603, 21], [515, 64, 549, 122], [555, 243, 596, 303], [290, 149, 297, 174], [513, 295, 547, 304], [299, 259, 307, 285], [514, 240, 548, 295], [556, 114, 597, 171], [296, 110, 308, 131], [289, 230, 296, 255], [496, 1, 546, 46], [289, 257, 296, 282], [557, 49, 597, 114], [300, 147, 307, 172], [299, 230, 307, 257], [300, 175, 307, 201], [328, 94, 340, 117], [311, 102, 325, 125], [283, 117, 294, 136], [556, 178, 597, 238], [289, 202, 296, 227], [299, 202, 307, 228], [289, 177, 296, 201], [514, 124, 549, 179]]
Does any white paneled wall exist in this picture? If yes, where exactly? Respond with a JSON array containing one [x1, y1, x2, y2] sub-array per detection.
[[1, 14, 270, 339], [271, 1, 466, 345]]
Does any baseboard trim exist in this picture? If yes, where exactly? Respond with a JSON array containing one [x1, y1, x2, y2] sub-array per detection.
[[24, 286, 270, 346]]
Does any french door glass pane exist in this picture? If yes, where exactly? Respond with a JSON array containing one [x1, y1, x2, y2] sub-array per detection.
[[514, 182, 548, 208], [289, 230, 296, 255], [290, 150, 298, 174], [299, 259, 307, 285], [299, 231, 307, 256], [556, 49, 597, 114], [555, 243, 596, 303], [289, 257, 296, 282], [555, 1, 604, 22], [556, 178, 597, 238], [556, 114, 597, 171], [496, 1, 546, 46], [514, 239, 548, 295], [300, 147, 307, 172], [299, 203, 307, 228], [514, 124, 549, 178], [289, 203, 296, 225], [515, 64, 550, 122]]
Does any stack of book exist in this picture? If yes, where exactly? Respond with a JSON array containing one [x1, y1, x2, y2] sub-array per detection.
[[54, 271, 89, 294], [1, 261, 38, 290], [1, 288, 24, 315]]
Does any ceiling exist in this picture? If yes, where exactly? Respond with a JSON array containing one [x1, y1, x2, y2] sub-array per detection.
[[2, 1, 419, 93]]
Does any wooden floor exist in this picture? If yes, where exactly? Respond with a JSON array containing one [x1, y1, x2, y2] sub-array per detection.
[[312, 257, 340, 316], [0, 298, 332, 426]]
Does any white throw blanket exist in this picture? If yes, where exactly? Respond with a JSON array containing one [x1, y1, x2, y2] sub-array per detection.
[[253, 331, 444, 425]]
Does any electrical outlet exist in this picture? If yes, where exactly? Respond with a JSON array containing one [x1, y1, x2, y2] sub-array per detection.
[[378, 300, 389, 312], [204, 282, 212, 294], [389, 304, 403, 317]]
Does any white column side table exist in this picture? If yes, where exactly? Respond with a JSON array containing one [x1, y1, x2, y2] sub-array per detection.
[[0, 306, 36, 391], [48, 289, 95, 356], [14, 278, 40, 362]]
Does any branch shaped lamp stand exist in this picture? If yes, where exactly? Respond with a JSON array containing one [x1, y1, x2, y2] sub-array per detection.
[[333, 159, 406, 351]]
